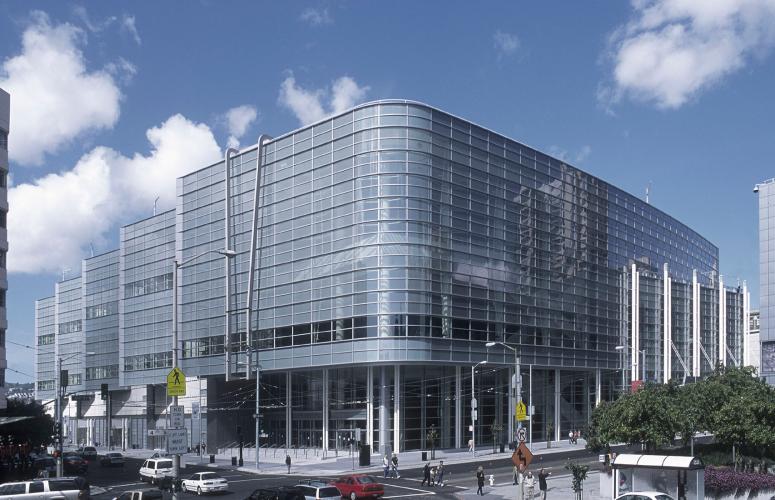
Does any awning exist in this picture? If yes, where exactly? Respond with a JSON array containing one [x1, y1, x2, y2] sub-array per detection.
[[612, 453, 704, 470], [0, 416, 34, 426]]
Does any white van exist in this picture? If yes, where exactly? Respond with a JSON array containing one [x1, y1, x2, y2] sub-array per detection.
[[139, 458, 173, 484], [0, 477, 90, 500]]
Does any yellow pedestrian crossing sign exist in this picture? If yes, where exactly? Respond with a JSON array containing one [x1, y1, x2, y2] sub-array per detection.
[[167, 367, 186, 397], [516, 400, 528, 421]]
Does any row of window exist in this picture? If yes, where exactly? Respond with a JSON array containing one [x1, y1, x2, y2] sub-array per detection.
[[37, 380, 54, 391], [124, 273, 173, 298], [86, 300, 118, 319], [58, 319, 82, 334], [124, 351, 172, 372], [0, 130, 7, 151], [86, 365, 118, 380]]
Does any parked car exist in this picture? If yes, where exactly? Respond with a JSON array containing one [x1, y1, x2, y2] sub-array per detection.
[[247, 487, 305, 500], [62, 453, 88, 474], [181, 472, 228, 495], [149, 449, 168, 459], [100, 453, 125, 467], [295, 481, 342, 500], [139, 458, 173, 485], [0, 477, 90, 500], [616, 493, 675, 500], [77, 447, 98, 462], [112, 490, 163, 500], [330, 475, 384, 500], [32, 457, 57, 477]]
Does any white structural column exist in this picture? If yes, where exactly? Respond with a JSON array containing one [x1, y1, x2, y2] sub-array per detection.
[[393, 365, 400, 454], [507, 366, 515, 444], [286, 372, 292, 449], [719, 275, 727, 366], [553, 369, 561, 442], [379, 367, 389, 455], [692, 270, 701, 377], [594, 368, 601, 406], [454, 366, 461, 449], [743, 281, 750, 366], [322, 369, 329, 455], [366, 366, 373, 450], [631, 264, 640, 381], [663, 264, 672, 383]]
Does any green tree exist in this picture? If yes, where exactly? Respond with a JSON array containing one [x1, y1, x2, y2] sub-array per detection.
[[2, 400, 55, 447]]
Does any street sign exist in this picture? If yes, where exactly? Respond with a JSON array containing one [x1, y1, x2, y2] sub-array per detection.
[[170, 405, 184, 429], [517, 427, 527, 443], [511, 442, 533, 469], [516, 400, 528, 421], [472, 409, 478, 421], [166, 428, 188, 455], [192, 402, 200, 420], [471, 398, 477, 409], [148, 429, 166, 436], [167, 367, 186, 397]]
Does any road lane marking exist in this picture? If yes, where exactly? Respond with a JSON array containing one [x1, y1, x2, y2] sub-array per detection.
[[384, 495, 435, 499], [384, 484, 435, 494]]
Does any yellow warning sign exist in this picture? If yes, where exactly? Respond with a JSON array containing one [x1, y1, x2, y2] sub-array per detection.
[[516, 400, 528, 421], [167, 367, 186, 397]]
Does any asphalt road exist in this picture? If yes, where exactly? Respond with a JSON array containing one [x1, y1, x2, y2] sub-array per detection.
[[83, 445, 608, 500]]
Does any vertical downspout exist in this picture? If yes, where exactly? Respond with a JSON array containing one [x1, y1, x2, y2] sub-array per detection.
[[223, 148, 238, 382], [245, 136, 272, 380]]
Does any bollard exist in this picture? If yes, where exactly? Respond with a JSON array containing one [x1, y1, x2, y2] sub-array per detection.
[[488, 474, 494, 486]]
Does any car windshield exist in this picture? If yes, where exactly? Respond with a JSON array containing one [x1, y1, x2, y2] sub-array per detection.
[[655, 496, 675, 500], [84, 447, 96, 452], [319, 487, 341, 497], [357, 476, 376, 484], [200, 473, 220, 480], [109, 453, 122, 458], [156, 460, 173, 469]]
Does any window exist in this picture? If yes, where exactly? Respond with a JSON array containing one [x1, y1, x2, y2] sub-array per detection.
[[58, 319, 82, 334], [86, 301, 118, 319], [37, 380, 55, 391], [29, 483, 44, 493], [85, 365, 118, 380], [0, 329, 4, 347], [37, 334, 55, 346], [0, 210, 5, 228], [124, 273, 173, 298], [67, 373, 82, 386], [0, 289, 4, 307], [0, 170, 6, 187], [0, 249, 5, 267], [0, 130, 7, 151]]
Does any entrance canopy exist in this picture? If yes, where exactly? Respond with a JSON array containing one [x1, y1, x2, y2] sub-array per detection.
[[613, 453, 704, 470]]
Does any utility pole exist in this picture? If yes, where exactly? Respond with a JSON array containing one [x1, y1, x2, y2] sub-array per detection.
[[172, 260, 180, 500]]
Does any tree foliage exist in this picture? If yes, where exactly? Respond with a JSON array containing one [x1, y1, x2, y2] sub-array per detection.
[[586, 366, 775, 456], [1, 400, 55, 446]]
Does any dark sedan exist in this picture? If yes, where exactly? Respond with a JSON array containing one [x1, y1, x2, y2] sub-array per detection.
[[62, 452, 88, 474]]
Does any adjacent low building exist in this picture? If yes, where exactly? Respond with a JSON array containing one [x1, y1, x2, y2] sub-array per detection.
[[36, 100, 748, 453]]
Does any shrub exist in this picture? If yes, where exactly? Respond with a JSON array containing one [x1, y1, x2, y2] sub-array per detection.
[[705, 466, 775, 495]]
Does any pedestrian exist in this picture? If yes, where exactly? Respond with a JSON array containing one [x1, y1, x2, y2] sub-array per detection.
[[383, 454, 390, 478], [422, 462, 431, 486], [476, 466, 485, 496], [391, 453, 400, 478], [436, 460, 445, 487], [568, 430, 574, 445], [513, 464, 519, 485], [524, 471, 536, 499], [575, 430, 580, 444], [285, 454, 291, 474], [538, 468, 551, 500], [430, 466, 437, 486], [468, 438, 474, 454]]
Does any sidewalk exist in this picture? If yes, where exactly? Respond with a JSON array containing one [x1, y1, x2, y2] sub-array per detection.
[[455, 471, 600, 499], [115, 439, 594, 477]]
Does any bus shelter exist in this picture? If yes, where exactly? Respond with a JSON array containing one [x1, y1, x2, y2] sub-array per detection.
[[611, 454, 704, 500]]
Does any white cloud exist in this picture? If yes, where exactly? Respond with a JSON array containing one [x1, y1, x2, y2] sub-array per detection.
[[121, 15, 141, 45], [278, 75, 370, 125], [300, 7, 333, 26], [548, 144, 592, 164], [8, 114, 221, 274], [0, 11, 125, 165], [493, 30, 520, 57], [603, 0, 775, 109], [223, 105, 258, 149]]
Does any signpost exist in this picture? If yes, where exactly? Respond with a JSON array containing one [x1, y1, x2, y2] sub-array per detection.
[[516, 401, 528, 421], [167, 368, 186, 397], [170, 405, 184, 429], [517, 427, 527, 443], [512, 442, 533, 469]]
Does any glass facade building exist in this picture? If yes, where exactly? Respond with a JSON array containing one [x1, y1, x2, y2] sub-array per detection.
[[757, 180, 775, 385], [0, 87, 9, 409], [36, 101, 747, 451]]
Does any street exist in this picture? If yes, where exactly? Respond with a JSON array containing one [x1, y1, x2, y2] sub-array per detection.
[[84, 446, 606, 500]]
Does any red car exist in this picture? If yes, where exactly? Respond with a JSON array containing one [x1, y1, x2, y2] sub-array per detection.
[[330, 475, 384, 500]]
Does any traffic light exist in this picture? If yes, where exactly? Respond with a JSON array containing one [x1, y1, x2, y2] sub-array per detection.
[[101, 383, 109, 400], [60, 370, 69, 390]]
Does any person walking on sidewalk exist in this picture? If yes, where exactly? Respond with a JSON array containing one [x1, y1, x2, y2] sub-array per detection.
[[285, 454, 291, 474], [383, 455, 390, 478], [524, 471, 536, 499], [538, 468, 551, 499], [436, 460, 445, 487], [422, 462, 431, 486], [476, 466, 485, 495]]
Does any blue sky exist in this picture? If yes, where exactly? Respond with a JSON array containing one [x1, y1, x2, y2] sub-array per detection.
[[2, 1, 774, 382]]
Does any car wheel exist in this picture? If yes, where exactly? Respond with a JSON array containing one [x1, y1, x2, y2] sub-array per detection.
[[197, 486, 202, 496], [350, 493, 357, 500]]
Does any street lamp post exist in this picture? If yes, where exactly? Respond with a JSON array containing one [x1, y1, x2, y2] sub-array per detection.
[[486, 342, 521, 447], [54, 351, 95, 477], [237, 357, 261, 471], [615, 345, 646, 388], [171, 248, 236, 500], [471, 361, 487, 457]]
